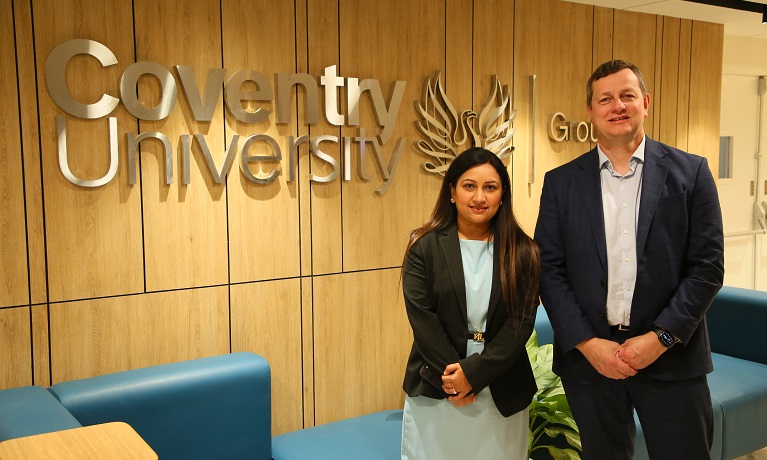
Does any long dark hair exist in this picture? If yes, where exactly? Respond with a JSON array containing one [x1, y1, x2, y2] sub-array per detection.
[[404, 147, 540, 329]]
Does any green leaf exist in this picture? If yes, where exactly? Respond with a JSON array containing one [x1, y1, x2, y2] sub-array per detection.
[[526, 329, 539, 365], [527, 329, 582, 458], [543, 446, 582, 460], [543, 427, 582, 451]]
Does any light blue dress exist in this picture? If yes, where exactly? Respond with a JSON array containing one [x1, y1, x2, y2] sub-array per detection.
[[401, 239, 528, 460]]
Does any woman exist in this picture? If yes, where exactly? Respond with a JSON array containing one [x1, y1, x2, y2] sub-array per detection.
[[400, 147, 539, 459]]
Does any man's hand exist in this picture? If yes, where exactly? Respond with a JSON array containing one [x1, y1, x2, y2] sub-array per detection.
[[617, 332, 666, 369], [576, 337, 638, 379]]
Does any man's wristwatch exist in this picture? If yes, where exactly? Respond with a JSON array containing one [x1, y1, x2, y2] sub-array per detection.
[[653, 326, 678, 348]]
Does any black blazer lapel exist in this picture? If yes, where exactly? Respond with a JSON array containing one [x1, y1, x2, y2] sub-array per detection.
[[438, 225, 468, 326], [637, 140, 670, 255], [575, 149, 608, 272], [487, 252, 502, 322]]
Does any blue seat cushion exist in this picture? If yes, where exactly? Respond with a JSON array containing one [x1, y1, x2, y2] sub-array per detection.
[[49, 352, 271, 460], [708, 353, 767, 459], [272, 410, 403, 460], [0, 386, 82, 442]]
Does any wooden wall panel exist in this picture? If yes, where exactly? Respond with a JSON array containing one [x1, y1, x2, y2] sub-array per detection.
[[307, 0, 343, 275], [135, 0, 228, 291], [446, 0, 473, 113], [475, 0, 514, 107], [592, 6, 614, 67], [676, 20, 693, 152], [613, 10, 658, 139], [339, 0, 444, 271], [31, 305, 51, 387], [300, 278, 315, 427], [49, 287, 229, 383], [231, 280, 302, 435], [294, 0, 312, 279], [223, 0, 301, 283], [0, 0, 29, 308], [14, 0, 46, 305], [658, 18, 681, 146], [34, 0, 143, 302], [0, 308, 32, 389], [688, 21, 724, 175], [313, 270, 410, 425], [475, 0, 515, 215], [514, 0, 594, 232], [652, 16, 664, 140]]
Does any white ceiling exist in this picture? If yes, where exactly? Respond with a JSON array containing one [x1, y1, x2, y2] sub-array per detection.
[[561, 0, 767, 39]]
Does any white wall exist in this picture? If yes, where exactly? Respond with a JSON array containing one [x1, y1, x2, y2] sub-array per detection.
[[721, 35, 767, 292]]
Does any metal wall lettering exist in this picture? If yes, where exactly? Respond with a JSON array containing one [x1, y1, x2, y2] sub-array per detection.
[[547, 112, 597, 143], [44, 39, 408, 194]]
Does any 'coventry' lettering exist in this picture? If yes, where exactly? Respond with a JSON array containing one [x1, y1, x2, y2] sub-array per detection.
[[46, 39, 407, 195]]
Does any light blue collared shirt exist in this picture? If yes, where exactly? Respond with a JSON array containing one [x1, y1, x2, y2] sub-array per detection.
[[598, 137, 645, 327]]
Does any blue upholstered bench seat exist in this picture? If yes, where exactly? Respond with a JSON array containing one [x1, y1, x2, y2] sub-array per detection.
[[272, 409, 403, 460], [708, 353, 767, 460], [0, 386, 82, 442]]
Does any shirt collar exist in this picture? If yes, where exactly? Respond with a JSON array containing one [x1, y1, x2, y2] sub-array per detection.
[[597, 136, 646, 170]]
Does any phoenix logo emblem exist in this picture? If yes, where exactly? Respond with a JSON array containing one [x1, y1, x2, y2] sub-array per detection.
[[415, 72, 516, 175]]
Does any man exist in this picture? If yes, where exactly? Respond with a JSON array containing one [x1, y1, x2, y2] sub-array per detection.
[[534, 59, 724, 459]]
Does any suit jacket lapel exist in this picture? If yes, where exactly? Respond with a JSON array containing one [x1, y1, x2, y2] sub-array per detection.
[[637, 139, 670, 254], [439, 225, 468, 326], [575, 149, 608, 271]]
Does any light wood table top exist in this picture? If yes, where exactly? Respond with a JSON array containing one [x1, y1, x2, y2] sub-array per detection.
[[0, 422, 157, 459]]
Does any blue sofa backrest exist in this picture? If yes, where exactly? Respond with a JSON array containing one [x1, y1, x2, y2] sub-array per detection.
[[707, 286, 767, 364], [48, 352, 271, 460]]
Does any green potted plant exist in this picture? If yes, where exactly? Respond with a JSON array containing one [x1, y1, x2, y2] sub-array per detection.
[[526, 330, 582, 460]]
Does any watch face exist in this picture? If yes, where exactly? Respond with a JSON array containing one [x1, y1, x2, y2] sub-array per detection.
[[658, 330, 675, 347]]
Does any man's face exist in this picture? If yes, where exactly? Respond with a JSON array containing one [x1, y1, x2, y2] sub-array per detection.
[[587, 68, 650, 147]]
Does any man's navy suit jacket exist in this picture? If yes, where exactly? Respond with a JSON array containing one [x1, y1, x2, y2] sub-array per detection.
[[534, 137, 724, 384]]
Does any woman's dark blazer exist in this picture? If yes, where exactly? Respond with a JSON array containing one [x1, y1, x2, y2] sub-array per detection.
[[401, 223, 537, 417]]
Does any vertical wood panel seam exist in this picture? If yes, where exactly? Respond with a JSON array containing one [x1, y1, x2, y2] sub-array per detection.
[[295, 0, 307, 428], [338, 0, 344, 276], [12, 5, 32, 395], [10, 1, 34, 392], [657, 17, 664, 139], [219, 0, 233, 354], [686, 22, 695, 147], [21, 0, 53, 386], [11, 0, 31, 310], [130, 0, 148, 296], [471, 0, 475, 109], [9, 0, 34, 384]]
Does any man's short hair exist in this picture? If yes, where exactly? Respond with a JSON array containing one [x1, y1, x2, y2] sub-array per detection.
[[586, 60, 647, 106]]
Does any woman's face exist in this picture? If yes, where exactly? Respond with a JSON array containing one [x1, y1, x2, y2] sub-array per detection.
[[450, 163, 503, 237]]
